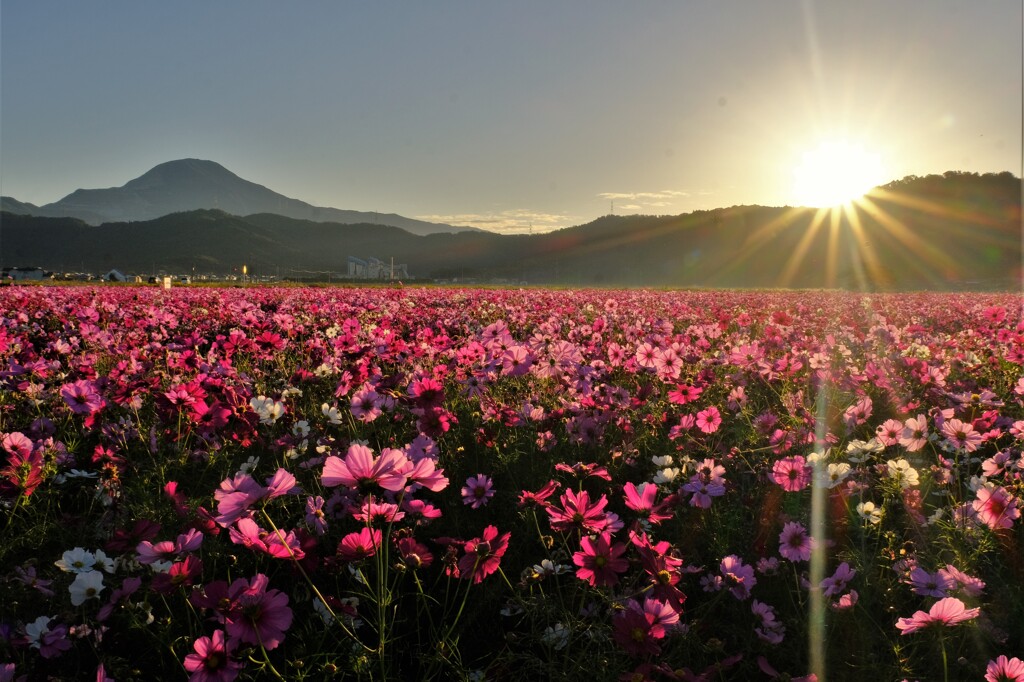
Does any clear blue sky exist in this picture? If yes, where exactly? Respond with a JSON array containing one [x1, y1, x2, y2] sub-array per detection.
[[2, 1, 1020, 233]]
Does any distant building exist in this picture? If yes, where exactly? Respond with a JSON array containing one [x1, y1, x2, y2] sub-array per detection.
[[2, 266, 48, 281], [104, 269, 128, 282], [347, 256, 410, 280]]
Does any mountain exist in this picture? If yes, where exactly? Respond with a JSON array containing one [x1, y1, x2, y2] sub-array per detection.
[[1, 159, 476, 236], [1, 171, 1019, 290]]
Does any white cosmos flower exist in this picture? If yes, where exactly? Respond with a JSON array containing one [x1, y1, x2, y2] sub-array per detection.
[[250, 396, 285, 425], [55, 547, 96, 574], [69, 570, 105, 606], [886, 459, 920, 488], [24, 616, 52, 649], [826, 462, 852, 488], [856, 501, 884, 525], [321, 403, 344, 426], [652, 467, 680, 485]]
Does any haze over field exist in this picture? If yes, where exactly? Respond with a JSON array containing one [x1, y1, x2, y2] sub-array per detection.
[[1, 2, 1020, 234]]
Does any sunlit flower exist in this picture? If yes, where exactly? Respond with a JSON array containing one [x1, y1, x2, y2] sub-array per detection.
[[459, 525, 510, 583], [985, 655, 1024, 682], [572, 532, 628, 587], [895, 597, 979, 635]]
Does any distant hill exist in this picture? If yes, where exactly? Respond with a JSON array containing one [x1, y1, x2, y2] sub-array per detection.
[[1, 171, 1019, 290], [0, 159, 477, 236]]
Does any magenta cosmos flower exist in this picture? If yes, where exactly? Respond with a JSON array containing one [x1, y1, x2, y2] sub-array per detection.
[[972, 486, 1020, 530], [322, 443, 408, 492], [572, 532, 628, 587], [458, 525, 510, 583], [720, 554, 756, 600], [183, 630, 243, 682], [546, 489, 614, 534], [895, 597, 980, 635]]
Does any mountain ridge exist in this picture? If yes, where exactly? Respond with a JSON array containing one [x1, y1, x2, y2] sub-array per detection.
[[1, 170, 1019, 290], [1, 159, 478, 236]]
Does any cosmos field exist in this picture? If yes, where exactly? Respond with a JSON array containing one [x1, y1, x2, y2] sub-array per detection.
[[1, 285, 1022, 681]]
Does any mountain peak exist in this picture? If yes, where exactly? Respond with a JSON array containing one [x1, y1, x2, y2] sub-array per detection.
[[31, 159, 477, 235], [123, 159, 241, 190]]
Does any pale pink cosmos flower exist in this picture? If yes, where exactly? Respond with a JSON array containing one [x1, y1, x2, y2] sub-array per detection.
[[895, 597, 979, 635], [322, 444, 408, 492], [349, 385, 383, 422], [941, 418, 983, 452], [875, 419, 904, 447], [899, 415, 929, 452], [939, 564, 985, 598]]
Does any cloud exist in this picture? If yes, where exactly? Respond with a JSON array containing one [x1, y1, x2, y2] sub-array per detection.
[[597, 190, 690, 201], [415, 209, 579, 234]]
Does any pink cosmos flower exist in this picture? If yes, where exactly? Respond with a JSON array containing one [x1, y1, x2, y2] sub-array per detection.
[[305, 496, 328, 535], [572, 532, 628, 587], [771, 456, 811, 492], [752, 599, 785, 644], [395, 536, 434, 569], [337, 528, 382, 561], [461, 474, 495, 509], [695, 406, 722, 434], [459, 525, 511, 583], [517, 479, 560, 508], [322, 444, 408, 492], [899, 415, 929, 452], [224, 574, 293, 650], [183, 630, 243, 682], [719, 554, 756, 600], [940, 564, 985, 598], [820, 562, 856, 597], [611, 598, 679, 657], [404, 457, 449, 492], [60, 379, 105, 415], [622, 482, 674, 524], [778, 521, 812, 562], [895, 597, 980, 635], [941, 418, 983, 452], [349, 386, 383, 422], [973, 486, 1020, 530], [680, 478, 726, 508], [875, 419, 904, 447], [985, 655, 1024, 682]]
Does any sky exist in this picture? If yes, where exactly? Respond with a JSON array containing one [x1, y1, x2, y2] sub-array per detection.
[[1, 1, 1021, 234]]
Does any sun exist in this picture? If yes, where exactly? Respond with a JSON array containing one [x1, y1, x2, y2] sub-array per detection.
[[791, 139, 886, 208]]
